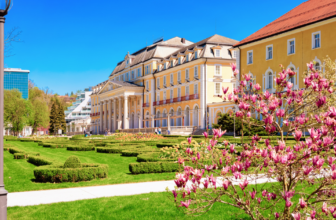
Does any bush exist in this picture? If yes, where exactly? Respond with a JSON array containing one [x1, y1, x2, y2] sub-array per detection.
[[129, 162, 179, 174], [27, 156, 59, 166], [14, 153, 25, 159], [8, 147, 25, 154], [64, 156, 81, 168], [121, 148, 159, 157], [156, 143, 178, 148], [67, 146, 95, 151], [42, 143, 68, 149], [26, 152, 40, 157], [96, 147, 123, 154], [33, 163, 108, 183], [20, 139, 36, 142], [162, 135, 181, 138]]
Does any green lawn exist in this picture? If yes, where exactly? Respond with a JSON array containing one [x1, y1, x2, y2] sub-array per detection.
[[4, 140, 176, 193], [7, 191, 251, 220]]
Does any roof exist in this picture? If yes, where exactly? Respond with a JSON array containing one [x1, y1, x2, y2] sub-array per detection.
[[111, 81, 144, 88], [234, 0, 336, 47]]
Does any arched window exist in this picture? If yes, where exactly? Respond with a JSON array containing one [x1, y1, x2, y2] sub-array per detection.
[[156, 111, 160, 127], [162, 110, 167, 127], [315, 62, 321, 71], [170, 109, 174, 126], [193, 106, 199, 127], [268, 72, 273, 89], [289, 67, 295, 84], [177, 108, 182, 126]]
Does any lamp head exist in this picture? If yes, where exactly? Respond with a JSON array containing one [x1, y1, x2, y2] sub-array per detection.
[[0, 0, 11, 16]]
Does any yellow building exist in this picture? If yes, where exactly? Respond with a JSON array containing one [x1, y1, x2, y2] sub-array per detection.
[[90, 35, 238, 134], [233, 0, 336, 95]]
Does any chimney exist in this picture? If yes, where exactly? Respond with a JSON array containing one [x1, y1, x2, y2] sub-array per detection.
[[181, 38, 185, 43]]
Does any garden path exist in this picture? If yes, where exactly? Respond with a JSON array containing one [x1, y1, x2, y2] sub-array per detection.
[[8, 174, 276, 207]]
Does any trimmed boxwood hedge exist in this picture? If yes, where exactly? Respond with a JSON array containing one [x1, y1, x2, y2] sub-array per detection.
[[162, 135, 181, 138], [8, 147, 25, 154], [121, 149, 159, 157], [129, 162, 180, 174], [33, 163, 108, 183], [20, 139, 36, 142], [96, 147, 123, 154], [27, 156, 60, 166], [14, 153, 25, 159], [67, 146, 95, 151], [42, 143, 68, 149], [156, 143, 177, 148]]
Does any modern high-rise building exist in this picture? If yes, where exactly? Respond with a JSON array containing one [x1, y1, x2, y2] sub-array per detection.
[[4, 68, 30, 99]]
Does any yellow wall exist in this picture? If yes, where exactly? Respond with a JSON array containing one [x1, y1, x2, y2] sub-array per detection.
[[239, 18, 336, 89]]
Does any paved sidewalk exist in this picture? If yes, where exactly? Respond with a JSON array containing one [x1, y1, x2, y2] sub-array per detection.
[[8, 175, 276, 207]]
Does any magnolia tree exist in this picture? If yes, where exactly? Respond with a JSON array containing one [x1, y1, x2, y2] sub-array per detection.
[[169, 58, 336, 219]]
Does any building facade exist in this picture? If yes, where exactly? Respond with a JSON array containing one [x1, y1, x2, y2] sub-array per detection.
[[65, 89, 92, 134], [90, 35, 238, 134], [233, 0, 336, 97], [4, 68, 30, 99]]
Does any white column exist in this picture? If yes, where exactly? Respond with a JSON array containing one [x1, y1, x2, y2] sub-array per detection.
[[167, 113, 171, 131], [151, 115, 155, 128], [100, 102, 103, 133], [124, 95, 129, 129], [108, 100, 112, 132], [133, 97, 136, 128], [103, 101, 107, 131], [118, 97, 122, 130], [150, 78, 155, 116], [200, 64, 206, 129], [139, 96, 143, 128], [113, 99, 116, 132]]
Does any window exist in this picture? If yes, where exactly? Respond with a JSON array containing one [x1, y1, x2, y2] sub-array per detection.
[[186, 86, 189, 95], [215, 83, 221, 94], [164, 63, 167, 70], [178, 57, 181, 64], [186, 69, 189, 79], [163, 76, 166, 86], [178, 71, 181, 82], [146, 95, 149, 103], [126, 73, 129, 81], [247, 51, 253, 64], [157, 94, 160, 101], [170, 74, 173, 84], [194, 66, 198, 77], [186, 55, 189, 62], [266, 45, 273, 60], [194, 84, 198, 94], [216, 49, 220, 57], [288, 39, 295, 55], [137, 68, 141, 77], [146, 81, 149, 90], [157, 78, 160, 88], [268, 72, 273, 89], [233, 50, 237, 58], [312, 31, 321, 49], [126, 60, 129, 66], [289, 67, 295, 84], [195, 51, 198, 59], [315, 62, 321, 71], [122, 75, 124, 81], [146, 66, 149, 75], [170, 89, 173, 99], [215, 65, 221, 75], [163, 91, 166, 100], [178, 88, 181, 97], [171, 60, 174, 67], [131, 71, 134, 79]]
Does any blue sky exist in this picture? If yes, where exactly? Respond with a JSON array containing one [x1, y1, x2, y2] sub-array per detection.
[[5, 0, 306, 95]]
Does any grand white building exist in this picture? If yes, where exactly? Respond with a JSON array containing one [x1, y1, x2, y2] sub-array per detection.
[[65, 89, 92, 134]]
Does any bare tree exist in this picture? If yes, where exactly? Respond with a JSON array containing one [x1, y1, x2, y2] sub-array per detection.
[[28, 79, 36, 90], [5, 26, 22, 58]]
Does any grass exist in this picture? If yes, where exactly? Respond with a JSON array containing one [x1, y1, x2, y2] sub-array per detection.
[[4, 140, 177, 193], [7, 191, 251, 220], [7, 182, 312, 220]]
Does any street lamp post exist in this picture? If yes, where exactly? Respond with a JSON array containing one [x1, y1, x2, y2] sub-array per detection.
[[0, 1, 12, 218]]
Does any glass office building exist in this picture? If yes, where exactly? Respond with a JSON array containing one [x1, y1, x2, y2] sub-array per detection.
[[4, 68, 30, 99]]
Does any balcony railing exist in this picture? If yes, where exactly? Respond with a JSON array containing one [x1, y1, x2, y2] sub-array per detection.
[[153, 94, 199, 107], [143, 103, 149, 107]]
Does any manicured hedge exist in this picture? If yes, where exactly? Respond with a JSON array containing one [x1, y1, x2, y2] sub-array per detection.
[[8, 147, 25, 154], [162, 135, 181, 138], [27, 156, 59, 166], [42, 143, 68, 149], [33, 163, 108, 183], [156, 143, 177, 148], [119, 143, 146, 147], [14, 153, 25, 159], [67, 146, 95, 151], [129, 162, 179, 174], [96, 147, 123, 154], [121, 149, 159, 157], [20, 139, 36, 142], [137, 153, 161, 162]]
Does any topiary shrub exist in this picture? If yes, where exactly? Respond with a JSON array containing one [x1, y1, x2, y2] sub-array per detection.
[[14, 153, 25, 159], [64, 156, 82, 168]]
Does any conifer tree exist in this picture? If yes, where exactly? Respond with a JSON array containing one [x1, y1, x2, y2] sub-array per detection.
[[57, 101, 67, 134], [48, 100, 58, 135]]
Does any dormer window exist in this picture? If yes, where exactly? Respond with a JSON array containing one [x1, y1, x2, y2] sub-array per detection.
[[215, 50, 220, 57], [186, 55, 189, 62], [195, 52, 198, 59], [171, 60, 174, 68], [164, 63, 167, 70], [178, 57, 181, 64]]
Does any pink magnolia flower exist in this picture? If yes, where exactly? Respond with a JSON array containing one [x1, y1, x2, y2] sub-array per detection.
[[230, 144, 235, 153], [299, 197, 307, 209], [328, 157, 336, 165], [234, 69, 239, 77], [239, 179, 248, 191], [293, 130, 302, 141], [210, 139, 217, 147], [178, 157, 184, 164], [287, 82, 293, 90], [222, 86, 229, 94], [197, 152, 200, 160], [218, 130, 226, 138], [329, 107, 336, 118], [187, 137, 192, 144], [223, 180, 230, 190], [222, 166, 230, 175], [322, 202, 328, 215], [329, 206, 336, 214], [276, 109, 285, 117], [316, 96, 327, 108], [247, 112, 251, 117], [230, 63, 236, 72], [262, 190, 268, 197], [233, 171, 242, 179], [249, 190, 256, 199], [292, 212, 300, 220], [257, 198, 261, 204], [203, 179, 209, 189], [245, 74, 251, 81], [179, 199, 191, 208], [203, 132, 208, 138], [323, 136, 334, 147], [254, 83, 261, 91], [285, 199, 293, 207], [307, 62, 314, 71], [303, 166, 313, 175], [331, 171, 336, 180], [172, 190, 177, 200], [274, 213, 280, 218], [227, 93, 233, 101]]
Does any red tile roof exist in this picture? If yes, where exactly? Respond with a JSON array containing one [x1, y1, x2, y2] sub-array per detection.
[[234, 0, 336, 47]]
